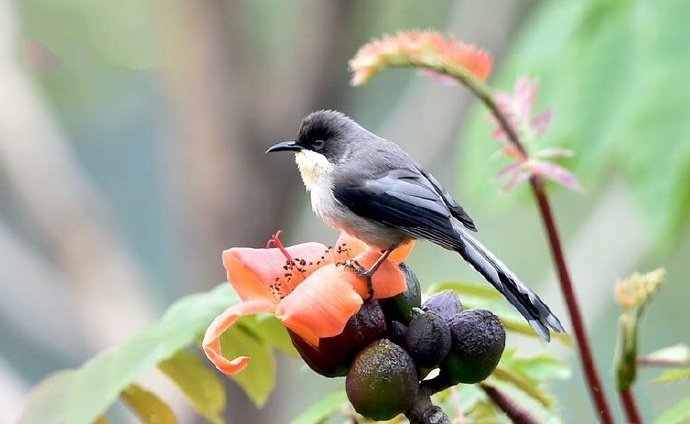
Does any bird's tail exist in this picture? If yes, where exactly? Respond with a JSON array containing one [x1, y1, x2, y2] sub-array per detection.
[[453, 226, 565, 342]]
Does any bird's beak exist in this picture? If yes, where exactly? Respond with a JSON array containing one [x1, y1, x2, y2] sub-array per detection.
[[266, 140, 301, 153]]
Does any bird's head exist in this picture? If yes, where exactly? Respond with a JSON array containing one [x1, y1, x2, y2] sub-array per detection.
[[267, 110, 362, 189]]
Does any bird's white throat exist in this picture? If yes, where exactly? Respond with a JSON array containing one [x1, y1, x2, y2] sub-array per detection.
[[295, 150, 334, 190]]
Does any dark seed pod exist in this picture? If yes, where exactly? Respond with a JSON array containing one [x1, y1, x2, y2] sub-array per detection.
[[440, 309, 506, 384], [379, 263, 422, 324], [346, 339, 419, 421], [422, 290, 463, 323], [387, 320, 408, 347], [404, 312, 451, 369], [290, 302, 386, 377]]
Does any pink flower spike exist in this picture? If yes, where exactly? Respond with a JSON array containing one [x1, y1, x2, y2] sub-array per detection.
[[529, 161, 583, 193]]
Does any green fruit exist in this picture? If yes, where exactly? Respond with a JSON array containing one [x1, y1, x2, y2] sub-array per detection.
[[346, 339, 419, 421], [290, 302, 386, 377], [404, 312, 451, 369], [441, 309, 505, 384], [379, 263, 422, 324]]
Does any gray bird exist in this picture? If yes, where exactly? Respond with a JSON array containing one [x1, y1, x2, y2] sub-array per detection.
[[267, 110, 564, 341]]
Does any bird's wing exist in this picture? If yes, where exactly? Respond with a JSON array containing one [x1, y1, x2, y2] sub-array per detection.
[[416, 165, 477, 232], [333, 168, 463, 249]]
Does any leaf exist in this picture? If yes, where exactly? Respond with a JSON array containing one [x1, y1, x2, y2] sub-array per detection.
[[239, 314, 299, 358], [121, 384, 177, 424], [653, 396, 690, 424], [220, 324, 276, 407], [18, 370, 76, 424], [501, 354, 571, 382], [158, 350, 226, 424], [427, 280, 504, 301], [647, 344, 690, 362], [491, 365, 554, 407], [20, 284, 238, 424], [655, 369, 690, 383], [290, 391, 348, 424]]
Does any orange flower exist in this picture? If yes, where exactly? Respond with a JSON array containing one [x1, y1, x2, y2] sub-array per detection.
[[203, 232, 413, 375], [349, 31, 492, 86]]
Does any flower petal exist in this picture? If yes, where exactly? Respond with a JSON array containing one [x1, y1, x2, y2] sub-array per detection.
[[276, 265, 363, 346], [331, 233, 414, 264], [347, 250, 407, 300], [223, 242, 332, 301], [388, 240, 415, 263], [202, 300, 277, 375], [529, 161, 584, 193]]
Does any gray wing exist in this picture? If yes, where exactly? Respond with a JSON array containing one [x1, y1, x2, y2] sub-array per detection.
[[333, 168, 465, 250], [416, 165, 477, 231]]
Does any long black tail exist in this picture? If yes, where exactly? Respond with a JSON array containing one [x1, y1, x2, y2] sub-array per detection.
[[453, 225, 564, 341]]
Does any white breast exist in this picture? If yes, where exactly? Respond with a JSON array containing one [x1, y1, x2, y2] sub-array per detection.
[[295, 150, 334, 191]]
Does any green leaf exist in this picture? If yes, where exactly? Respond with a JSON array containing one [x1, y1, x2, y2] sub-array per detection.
[[220, 324, 276, 407], [647, 344, 690, 363], [427, 280, 503, 301], [121, 384, 177, 424], [21, 284, 238, 424], [491, 365, 554, 407], [501, 354, 571, 382], [653, 396, 690, 424], [655, 369, 690, 383], [18, 370, 76, 424], [239, 314, 299, 358], [290, 391, 348, 424], [158, 350, 226, 424]]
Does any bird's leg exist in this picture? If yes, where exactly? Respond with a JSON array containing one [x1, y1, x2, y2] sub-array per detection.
[[343, 248, 393, 301]]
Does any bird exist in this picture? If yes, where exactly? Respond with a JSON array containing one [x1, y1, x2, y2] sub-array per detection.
[[266, 110, 564, 342]]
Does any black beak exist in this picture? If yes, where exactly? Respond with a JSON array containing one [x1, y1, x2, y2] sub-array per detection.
[[266, 140, 301, 153]]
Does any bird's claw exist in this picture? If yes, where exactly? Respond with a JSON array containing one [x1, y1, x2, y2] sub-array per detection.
[[339, 260, 375, 301]]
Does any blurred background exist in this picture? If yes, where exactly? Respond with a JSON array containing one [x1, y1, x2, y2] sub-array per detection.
[[1, 0, 689, 422]]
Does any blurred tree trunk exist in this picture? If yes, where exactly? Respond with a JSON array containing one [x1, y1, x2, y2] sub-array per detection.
[[156, 1, 356, 422]]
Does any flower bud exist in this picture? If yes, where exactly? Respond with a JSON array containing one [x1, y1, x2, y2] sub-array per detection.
[[404, 312, 451, 369], [422, 290, 463, 323], [290, 302, 386, 377], [440, 309, 505, 384], [379, 263, 422, 324], [346, 339, 418, 421]]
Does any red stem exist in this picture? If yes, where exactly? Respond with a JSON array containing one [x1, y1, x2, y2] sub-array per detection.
[[457, 75, 615, 423], [530, 176, 614, 423], [619, 388, 643, 424]]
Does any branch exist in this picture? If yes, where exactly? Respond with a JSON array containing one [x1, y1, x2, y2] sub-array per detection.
[[480, 383, 541, 424], [459, 76, 615, 424], [619, 388, 643, 424]]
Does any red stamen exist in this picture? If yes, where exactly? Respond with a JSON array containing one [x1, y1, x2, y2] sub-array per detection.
[[266, 231, 304, 290]]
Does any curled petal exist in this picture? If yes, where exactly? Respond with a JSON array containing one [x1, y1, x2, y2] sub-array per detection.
[[223, 242, 331, 301], [276, 265, 363, 346], [202, 300, 277, 375], [332, 233, 414, 264], [388, 240, 415, 263]]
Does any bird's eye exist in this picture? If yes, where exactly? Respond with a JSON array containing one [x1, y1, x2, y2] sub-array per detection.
[[312, 139, 324, 149]]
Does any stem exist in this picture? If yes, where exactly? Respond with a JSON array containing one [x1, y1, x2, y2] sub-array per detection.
[[619, 388, 643, 424], [406, 385, 451, 424], [480, 383, 541, 424], [459, 75, 615, 424]]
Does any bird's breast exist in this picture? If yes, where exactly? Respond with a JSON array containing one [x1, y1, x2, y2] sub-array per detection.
[[295, 150, 334, 191]]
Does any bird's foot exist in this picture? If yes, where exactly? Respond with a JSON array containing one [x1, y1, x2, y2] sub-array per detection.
[[340, 259, 375, 301]]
